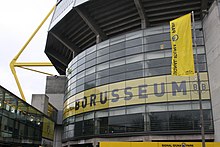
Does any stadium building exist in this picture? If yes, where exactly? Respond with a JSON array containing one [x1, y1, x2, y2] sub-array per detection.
[[43, 0, 220, 146]]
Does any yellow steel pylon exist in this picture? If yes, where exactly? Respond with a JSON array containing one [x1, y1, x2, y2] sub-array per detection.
[[10, 4, 57, 101]]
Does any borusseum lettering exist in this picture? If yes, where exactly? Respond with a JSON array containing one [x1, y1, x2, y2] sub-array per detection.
[[64, 73, 209, 118]]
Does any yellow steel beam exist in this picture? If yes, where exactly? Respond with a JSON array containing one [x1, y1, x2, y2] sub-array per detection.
[[14, 62, 53, 67], [10, 4, 56, 101], [19, 66, 54, 76], [10, 62, 26, 101]]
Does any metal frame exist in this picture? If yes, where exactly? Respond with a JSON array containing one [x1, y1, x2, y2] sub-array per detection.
[[10, 4, 57, 101]]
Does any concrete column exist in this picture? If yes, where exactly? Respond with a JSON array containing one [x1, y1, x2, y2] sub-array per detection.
[[45, 76, 66, 147], [203, 1, 220, 141]]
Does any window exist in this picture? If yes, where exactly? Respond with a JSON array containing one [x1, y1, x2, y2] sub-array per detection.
[[85, 59, 96, 68], [126, 61, 144, 72], [126, 69, 144, 80], [110, 57, 125, 68], [126, 38, 142, 48], [86, 66, 96, 75], [97, 47, 109, 57], [97, 62, 109, 71], [126, 114, 144, 132], [110, 42, 125, 53], [110, 73, 125, 83], [110, 65, 126, 75], [110, 49, 126, 60], [97, 54, 109, 64], [126, 54, 144, 64], [109, 115, 126, 133], [169, 111, 193, 130], [98, 117, 108, 134], [85, 73, 96, 82], [126, 45, 143, 55], [96, 77, 109, 86], [96, 69, 109, 79], [148, 112, 168, 131], [86, 52, 96, 61]]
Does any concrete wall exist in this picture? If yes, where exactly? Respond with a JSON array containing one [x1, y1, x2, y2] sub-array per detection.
[[31, 94, 49, 115], [45, 76, 66, 147], [203, 1, 220, 142], [53, 125, 63, 147], [45, 75, 66, 123]]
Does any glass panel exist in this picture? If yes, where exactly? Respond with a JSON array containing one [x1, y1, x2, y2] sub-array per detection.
[[109, 73, 125, 83], [85, 73, 96, 82], [96, 69, 109, 79], [110, 65, 126, 75], [110, 57, 125, 68], [77, 57, 85, 66], [84, 119, 94, 135], [192, 101, 211, 110], [169, 111, 193, 130], [126, 30, 143, 40], [147, 103, 168, 112], [145, 58, 171, 68], [97, 54, 109, 64], [126, 61, 144, 71], [145, 66, 170, 76], [74, 121, 83, 136], [126, 45, 143, 56], [168, 102, 192, 111], [110, 35, 125, 45], [126, 113, 144, 132], [97, 62, 109, 71], [126, 53, 144, 64], [85, 80, 96, 90], [76, 71, 85, 80], [109, 115, 126, 133], [99, 117, 108, 134], [75, 114, 83, 122], [86, 46, 96, 55], [126, 69, 144, 80], [145, 50, 165, 60], [127, 105, 145, 114], [86, 66, 96, 75], [77, 50, 85, 59], [109, 107, 126, 116], [144, 26, 163, 36], [126, 38, 142, 48], [96, 77, 109, 86], [77, 64, 85, 73], [110, 49, 125, 60], [76, 84, 84, 93], [95, 109, 108, 118], [86, 52, 96, 61], [97, 47, 109, 57], [109, 42, 125, 53], [85, 59, 96, 68], [84, 112, 94, 120], [148, 112, 168, 131], [97, 40, 109, 49]]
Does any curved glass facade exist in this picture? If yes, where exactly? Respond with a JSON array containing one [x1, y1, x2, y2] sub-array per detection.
[[63, 24, 213, 140]]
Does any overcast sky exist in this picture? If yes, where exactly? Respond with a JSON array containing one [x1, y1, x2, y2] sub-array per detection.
[[0, 0, 58, 103]]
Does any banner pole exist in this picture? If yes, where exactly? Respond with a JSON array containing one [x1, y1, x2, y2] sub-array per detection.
[[192, 11, 206, 147]]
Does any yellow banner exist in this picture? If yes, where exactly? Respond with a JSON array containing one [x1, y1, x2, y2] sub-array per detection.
[[42, 117, 55, 140], [63, 73, 210, 119], [170, 13, 195, 76], [100, 142, 220, 147]]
